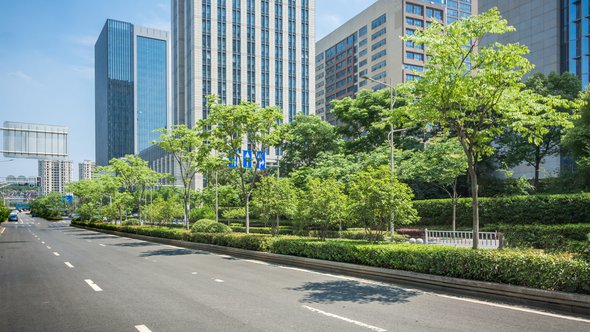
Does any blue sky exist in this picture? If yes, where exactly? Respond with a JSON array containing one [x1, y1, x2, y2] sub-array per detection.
[[0, 0, 376, 178]]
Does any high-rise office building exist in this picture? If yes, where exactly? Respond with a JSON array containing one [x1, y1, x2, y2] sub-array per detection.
[[172, 0, 315, 125], [95, 19, 170, 166], [38, 160, 73, 195], [478, 0, 589, 178], [78, 160, 96, 180], [479, 0, 589, 87], [315, 0, 476, 123]]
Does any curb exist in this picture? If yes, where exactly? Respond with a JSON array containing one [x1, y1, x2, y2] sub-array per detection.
[[73, 224, 590, 317]]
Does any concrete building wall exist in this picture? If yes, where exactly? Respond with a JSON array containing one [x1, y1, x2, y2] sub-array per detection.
[[38, 160, 73, 195]]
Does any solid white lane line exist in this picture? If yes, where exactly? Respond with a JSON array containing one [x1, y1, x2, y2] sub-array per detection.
[[242, 259, 270, 266], [0, 228, 4, 234], [302, 305, 387, 332], [53, 252, 60, 256], [135, 325, 152, 332], [99, 244, 106, 247], [214, 279, 224, 283], [64, 262, 74, 268], [84, 279, 103, 292], [432, 293, 590, 324]]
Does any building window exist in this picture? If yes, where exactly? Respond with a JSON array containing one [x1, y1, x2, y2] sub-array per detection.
[[426, 8, 443, 21], [371, 39, 386, 51], [371, 14, 386, 30], [405, 17, 424, 27], [404, 64, 423, 72], [405, 51, 424, 61], [371, 60, 387, 72], [359, 25, 368, 37], [371, 49, 387, 61], [405, 3, 423, 16], [371, 27, 386, 40]]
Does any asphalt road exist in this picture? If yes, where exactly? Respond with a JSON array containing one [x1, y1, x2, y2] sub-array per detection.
[[1, 214, 589, 332]]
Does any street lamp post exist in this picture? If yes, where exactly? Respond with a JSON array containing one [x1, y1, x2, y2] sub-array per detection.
[[361, 76, 408, 239]]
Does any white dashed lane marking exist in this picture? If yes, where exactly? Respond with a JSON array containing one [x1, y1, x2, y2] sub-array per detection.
[[64, 262, 74, 268], [84, 279, 103, 292], [302, 305, 387, 332]]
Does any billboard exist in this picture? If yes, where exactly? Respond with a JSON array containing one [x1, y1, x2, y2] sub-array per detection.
[[2, 121, 68, 160]]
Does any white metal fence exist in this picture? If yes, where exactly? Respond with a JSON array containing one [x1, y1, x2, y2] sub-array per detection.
[[424, 229, 502, 248]]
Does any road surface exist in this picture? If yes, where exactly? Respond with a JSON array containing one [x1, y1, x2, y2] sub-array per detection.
[[1, 214, 589, 331]]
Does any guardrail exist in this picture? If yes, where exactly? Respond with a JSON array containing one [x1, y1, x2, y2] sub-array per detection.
[[425, 229, 503, 248]]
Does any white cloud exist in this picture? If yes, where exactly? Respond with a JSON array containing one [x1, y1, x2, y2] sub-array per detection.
[[7, 71, 33, 82]]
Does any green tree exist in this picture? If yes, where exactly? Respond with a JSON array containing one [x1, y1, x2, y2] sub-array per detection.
[[101, 191, 133, 223], [331, 89, 410, 154], [497, 72, 581, 190], [349, 166, 417, 239], [252, 176, 298, 235], [299, 178, 348, 240], [563, 89, 590, 188], [101, 155, 164, 225], [400, 137, 467, 231], [156, 125, 219, 229], [201, 98, 283, 233], [280, 114, 341, 173], [401, 9, 573, 248]]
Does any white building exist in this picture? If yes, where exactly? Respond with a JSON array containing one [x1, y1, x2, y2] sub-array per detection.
[[38, 160, 73, 195], [78, 160, 96, 180]]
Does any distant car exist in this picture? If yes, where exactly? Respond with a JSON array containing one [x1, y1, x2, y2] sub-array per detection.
[[8, 213, 18, 222]]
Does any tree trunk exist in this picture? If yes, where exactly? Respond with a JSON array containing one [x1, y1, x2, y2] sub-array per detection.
[[534, 153, 542, 193], [245, 193, 250, 234], [468, 165, 480, 249], [184, 189, 190, 230], [452, 180, 458, 232]]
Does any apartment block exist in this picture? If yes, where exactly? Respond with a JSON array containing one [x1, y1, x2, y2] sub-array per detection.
[[78, 160, 95, 180], [38, 160, 73, 195], [315, 0, 476, 123]]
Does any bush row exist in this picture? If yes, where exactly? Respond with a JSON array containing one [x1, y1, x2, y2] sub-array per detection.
[[269, 239, 590, 294], [482, 223, 590, 262], [72, 221, 590, 294], [414, 194, 590, 227]]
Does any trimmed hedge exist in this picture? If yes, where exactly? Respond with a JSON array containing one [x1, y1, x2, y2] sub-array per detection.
[[191, 219, 216, 233], [269, 239, 590, 294], [205, 222, 233, 234], [482, 223, 590, 262], [72, 221, 590, 294], [414, 194, 590, 227]]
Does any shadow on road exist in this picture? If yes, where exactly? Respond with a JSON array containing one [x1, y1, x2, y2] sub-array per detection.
[[0, 241, 32, 244], [77, 235, 119, 240], [139, 248, 208, 257], [112, 242, 158, 248], [288, 280, 418, 305]]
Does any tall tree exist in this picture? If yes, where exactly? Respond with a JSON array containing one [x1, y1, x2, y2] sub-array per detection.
[[401, 9, 573, 248], [349, 166, 417, 239], [400, 137, 467, 231], [299, 177, 348, 240], [156, 125, 219, 229], [251, 176, 298, 235], [496, 72, 581, 190], [280, 114, 341, 173], [201, 98, 283, 233], [331, 89, 411, 154], [101, 155, 164, 225], [562, 89, 590, 188]]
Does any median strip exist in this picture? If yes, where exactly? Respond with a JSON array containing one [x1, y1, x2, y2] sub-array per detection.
[[84, 279, 103, 292], [302, 305, 387, 332]]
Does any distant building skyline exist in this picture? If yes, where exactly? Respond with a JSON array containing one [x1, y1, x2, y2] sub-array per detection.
[[78, 160, 96, 180], [95, 19, 170, 166], [38, 159, 73, 195], [315, 0, 477, 123]]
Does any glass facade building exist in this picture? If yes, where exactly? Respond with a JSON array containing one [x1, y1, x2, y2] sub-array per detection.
[[562, 0, 590, 87], [95, 19, 169, 166]]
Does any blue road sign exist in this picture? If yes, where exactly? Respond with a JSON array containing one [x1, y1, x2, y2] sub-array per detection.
[[228, 149, 240, 168], [256, 151, 266, 170], [243, 150, 253, 168]]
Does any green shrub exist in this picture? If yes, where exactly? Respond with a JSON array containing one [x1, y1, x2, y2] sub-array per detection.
[[414, 194, 590, 227], [72, 220, 590, 294], [190, 206, 216, 222], [205, 222, 233, 234], [190, 219, 216, 233], [231, 226, 294, 235], [269, 239, 590, 294], [122, 218, 140, 226]]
